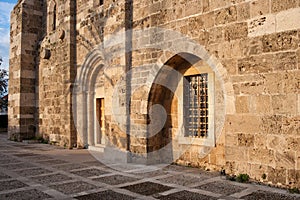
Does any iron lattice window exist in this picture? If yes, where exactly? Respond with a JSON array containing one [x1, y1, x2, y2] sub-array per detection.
[[184, 74, 209, 138]]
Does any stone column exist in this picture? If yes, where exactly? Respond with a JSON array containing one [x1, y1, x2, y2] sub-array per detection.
[[8, 0, 44, 141]]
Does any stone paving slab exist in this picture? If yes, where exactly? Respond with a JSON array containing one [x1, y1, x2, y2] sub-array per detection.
[[0, 189, 51, 200], [51, 163, 87, 171], [158, 190, 218, 200], [196, 180, 247, 196], [0, 180, 28, 191], [0, 172, 11, 180], [31, 173, 74, 184], [36, 159, 69, 166], [12, 153, 38, 157], [132, 169, 169, 178], [13, 168, 53, 177], [93, 174, 140, 185], [121, 181, 174, 196], [0, 132, 300, 200], [71, 168, 110, 177], [75, 190, 135, 200], [0, 163, 36, 170], [158, 173, 210, 186], [242, 190, 300, 200], [49, 181, 99, 195]]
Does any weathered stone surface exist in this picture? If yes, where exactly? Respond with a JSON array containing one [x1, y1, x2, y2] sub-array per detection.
[[237, 2, 250, 21], [250, 0, 270, 17], [271, 0, 299, 13], [8, 0, 300, 190], [261, 31, 298, 52], [224, 22, 248, 41], [215, 6, 237, 25]]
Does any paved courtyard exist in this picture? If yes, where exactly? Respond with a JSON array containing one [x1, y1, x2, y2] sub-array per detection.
[[0, 132, 299, 200]]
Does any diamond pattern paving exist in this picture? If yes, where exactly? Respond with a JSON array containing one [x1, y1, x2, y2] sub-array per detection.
[[0, 132, 299, 200], [158, 190, 218, 200], [93, 174, 139, 185], [37, 159, 68, 165], [242, 191, 300, 200], [14, 168, 52, 177], [196, 180, 247, 195], [75, 190, 135, 200], [0, 180, 28, 191], [0, 172, 11, 180], [0, 189, 51, 200], [52, 163, 87, 171], [32, 173, 73, 184], [50, 181, 98, 194], [159, 173, 210, 186], [121, 181, 173, 196], [0, 163, 36, 170], [71, 168, 109, 177]]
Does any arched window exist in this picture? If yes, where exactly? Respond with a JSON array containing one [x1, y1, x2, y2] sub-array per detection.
[[47, 0, 57, 33], [52, 4, 56, 31]]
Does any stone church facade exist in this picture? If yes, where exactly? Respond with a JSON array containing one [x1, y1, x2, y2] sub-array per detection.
[[9, 0, 300, 188]]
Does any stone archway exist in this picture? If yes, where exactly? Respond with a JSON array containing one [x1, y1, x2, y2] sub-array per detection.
[[146, 51, 233, 165], [147, 53, 201, 163], [73, 49, 107, 148]]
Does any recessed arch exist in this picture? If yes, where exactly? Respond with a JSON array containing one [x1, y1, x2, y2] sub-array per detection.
[[146, 51, 232, 163], [47, 0, 57, 33]]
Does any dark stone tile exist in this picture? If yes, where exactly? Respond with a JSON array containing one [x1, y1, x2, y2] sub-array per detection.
[[75, 190, 135, 200], [9, 144, 27, 147], [0, 150, 21, 154], [0, 172, 11, 180], [93, 174, 139, 185], [158, 190, 217, 200], [196, 181, 247, 195], [159, 174, 209, 186], [132, 169, 168, 178], [71, 168, 109, 177], [0, 189, 51, 200], [121, 181, 173, 196], [242, 191, 300, 200], [0, 159, 21, 164], [52, 163, 87, 171], [32, 173, 73, 184], [50, 181, 98, 194], [0, 163, 36, 170], [82, 161, 107, 167], [0, 154, 14, 160], [37, 159, 68, 165], [21, 146, 40, 149], [14, 168, 52, 177], [0, 180, 28, 191], [163, 165, 217, 177], [12, 153, 38, 157], [107, 164, 143, 171], [25, 155, 53, 161]]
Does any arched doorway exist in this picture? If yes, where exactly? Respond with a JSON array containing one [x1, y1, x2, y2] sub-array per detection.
[[147, 52, 224, 165]]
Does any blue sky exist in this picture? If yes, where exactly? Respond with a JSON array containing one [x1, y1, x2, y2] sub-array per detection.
[[0, 0, 17, 70]]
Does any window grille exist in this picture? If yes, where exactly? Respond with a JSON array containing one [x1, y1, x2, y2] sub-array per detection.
[[184, 73, 209, 138]]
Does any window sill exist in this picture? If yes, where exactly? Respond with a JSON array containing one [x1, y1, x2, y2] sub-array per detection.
[[178, 136, 215, 147]]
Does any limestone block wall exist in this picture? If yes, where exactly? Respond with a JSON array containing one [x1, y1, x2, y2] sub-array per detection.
[[127, 0, 300, 188], [73, 0, 300, 188], [75, 0, 129, 150], [37, 0, 76, 148], [8, 0, 44, 141], [9, 0, 300, 189]]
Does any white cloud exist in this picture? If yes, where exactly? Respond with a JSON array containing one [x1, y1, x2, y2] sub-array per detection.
[[0, 29, 10, 46]]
